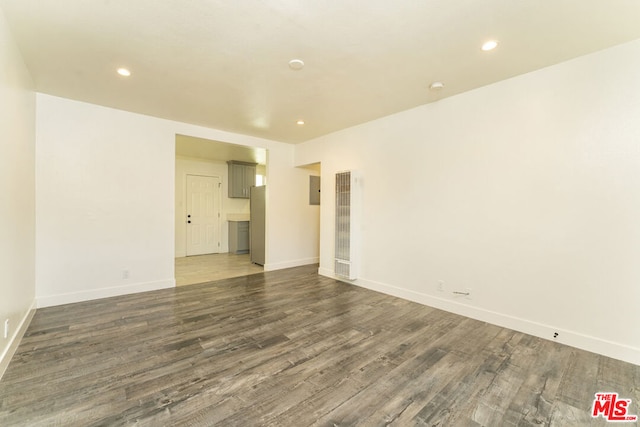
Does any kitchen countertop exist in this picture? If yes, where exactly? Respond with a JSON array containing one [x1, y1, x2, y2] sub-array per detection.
[[227, 213, 250, 221]]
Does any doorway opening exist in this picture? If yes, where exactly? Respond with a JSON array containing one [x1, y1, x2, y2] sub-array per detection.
[[175, 134, 267, 286]]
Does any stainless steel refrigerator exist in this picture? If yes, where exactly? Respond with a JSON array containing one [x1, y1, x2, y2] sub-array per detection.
[[250, 185, 266, 265]]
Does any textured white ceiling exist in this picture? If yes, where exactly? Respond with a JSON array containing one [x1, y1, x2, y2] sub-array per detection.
[[2, 1, 640, 143]]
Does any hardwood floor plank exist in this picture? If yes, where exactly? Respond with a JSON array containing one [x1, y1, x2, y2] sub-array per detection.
[[499, 340, 571, 426], [1, 265, 639, 426]]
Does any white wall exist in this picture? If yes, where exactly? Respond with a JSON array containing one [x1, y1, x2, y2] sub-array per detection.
[[298, 164, 321, 262], [175, 156, 250, 256], [263, 149, 321, 271], [295, 39, 640, 365], [0, 9, 36, 376], [36, 95, 177, 306], [36, 94, 318, 307]]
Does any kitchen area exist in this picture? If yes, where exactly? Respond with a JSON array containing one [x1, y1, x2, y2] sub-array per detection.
[[174, 135, 267, 286], [226, 160, 265, 266]]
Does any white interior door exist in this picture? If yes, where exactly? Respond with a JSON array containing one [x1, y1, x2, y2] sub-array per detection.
[[186, 175, 221, 256]]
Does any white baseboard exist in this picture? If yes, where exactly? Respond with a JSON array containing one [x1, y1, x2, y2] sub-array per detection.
[[36, 279, 175, 308], [175, 251, 230, 259], [264, 257, 319, 272], [319, 271, 640, 366], [0, 300, 36, 380]]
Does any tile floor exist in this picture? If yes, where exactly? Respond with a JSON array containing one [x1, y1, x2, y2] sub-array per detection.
[[174, 252, 264, 286]]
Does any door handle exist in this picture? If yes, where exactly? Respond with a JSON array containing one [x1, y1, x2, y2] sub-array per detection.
[[187, 220, 191, 224]]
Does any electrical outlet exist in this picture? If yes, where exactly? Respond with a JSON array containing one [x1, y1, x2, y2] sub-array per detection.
[[122, 270, 130, 279], [4, 319, 9, 339], [437, 280, 444, 292]]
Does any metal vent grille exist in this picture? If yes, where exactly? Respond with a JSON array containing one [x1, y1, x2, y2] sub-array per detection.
[[335, 171, 357, 280]]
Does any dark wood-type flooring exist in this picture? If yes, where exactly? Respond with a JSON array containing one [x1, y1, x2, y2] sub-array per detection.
[[1, 265, 638, 426]]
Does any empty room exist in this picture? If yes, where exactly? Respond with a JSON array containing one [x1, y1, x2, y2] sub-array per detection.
[[1, 1, 640, 426]]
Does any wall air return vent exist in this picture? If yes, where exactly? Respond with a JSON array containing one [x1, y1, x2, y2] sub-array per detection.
[[334, 170, 360, 280]]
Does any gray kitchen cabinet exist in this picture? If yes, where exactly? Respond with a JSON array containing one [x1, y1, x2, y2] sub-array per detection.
[[228, 221, 249, 254], [227, 161, 256, 198]]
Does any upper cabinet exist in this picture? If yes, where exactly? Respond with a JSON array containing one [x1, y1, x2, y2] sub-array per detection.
[[227, 161, 257, 198]]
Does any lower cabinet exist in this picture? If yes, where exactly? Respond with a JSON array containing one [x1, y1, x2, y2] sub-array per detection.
[[229, 221, 249, 254]]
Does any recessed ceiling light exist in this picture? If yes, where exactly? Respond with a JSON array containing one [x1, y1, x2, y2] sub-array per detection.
[[296, 120, 305, 125], [288, 59, 304, 71], [429, 81, 444, 90], [117, 67, 131, 77], [481, 40, 499, 51]]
